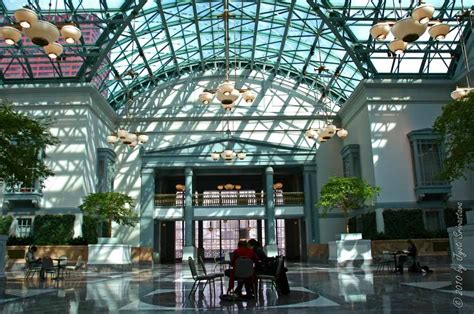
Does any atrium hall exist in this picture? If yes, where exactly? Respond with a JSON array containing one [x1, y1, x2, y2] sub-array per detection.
[[0, 0, 473, 312]]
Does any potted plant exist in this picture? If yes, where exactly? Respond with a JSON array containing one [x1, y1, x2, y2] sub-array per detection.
[[79, 192, 138, 238], [80, 192, 138, 268], [317, 176, 380, 233], [0, 215, 13, 291]]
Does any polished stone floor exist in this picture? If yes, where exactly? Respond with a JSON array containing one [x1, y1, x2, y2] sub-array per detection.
[[0, 262, 472, 313]]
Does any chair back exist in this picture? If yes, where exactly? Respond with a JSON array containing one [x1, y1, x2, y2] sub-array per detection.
[[381, 251, 392, 261], [234, 257, 254, 279], [275, 256, 284, 278], [59, 255, 68, 267], [198, 255, 208, 275], [42, 256, 54, 270], [75, 255, 84, 269], [188, 257, 198, 279]]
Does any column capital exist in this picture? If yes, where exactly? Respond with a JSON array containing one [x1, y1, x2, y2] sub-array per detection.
[[141, 167, 155, 175], [185, 167, 193, 176], [303, 164, 317, 173], [265, 166, 274, 175]]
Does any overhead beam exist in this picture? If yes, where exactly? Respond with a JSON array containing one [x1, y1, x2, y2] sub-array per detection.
[[250, 0, 262, 70], [127, 24, 154, 78], [301, 22, 326, 76], [307, 0, 369, 78], [191, 0, 206, 70], [273, 0, 297, 74], [156, 0, 180, 73], [83, 0, 148, 82]]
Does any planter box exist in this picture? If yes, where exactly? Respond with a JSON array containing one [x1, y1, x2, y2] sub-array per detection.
[[87, 238, 132, 271]]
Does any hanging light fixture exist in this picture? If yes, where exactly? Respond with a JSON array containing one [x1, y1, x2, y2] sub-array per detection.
[[197, 0, 256, 110], [210, 100, 246, 161], [305, 125, 348, 143], [60, 23, 82, 44], [450, 9, 473, 100], [0, 5, 82, 58], [369, 1, 450, 55], [14, 7, 38, 29], [0, 26, 22, 45], [44, 42, 64, 59], [210, 148, 246, 161], [107, 101, 149, 147]]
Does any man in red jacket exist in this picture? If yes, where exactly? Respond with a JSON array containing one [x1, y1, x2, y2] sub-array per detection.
[[228, 240, 258, 297]]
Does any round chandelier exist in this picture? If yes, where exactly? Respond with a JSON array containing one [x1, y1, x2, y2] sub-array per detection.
[[305, 124, 348, 143], [211, 150, 246, 162], [199, 82, 256, 111], [107, 129, 149, 148], [197, 0, 256, 111], [369, 1, 450, 55], [0, 6, 82, 59]]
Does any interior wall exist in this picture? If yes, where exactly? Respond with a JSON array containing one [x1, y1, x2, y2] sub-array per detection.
[[339, 80, 474, 206], [0, 85, 116, 212]]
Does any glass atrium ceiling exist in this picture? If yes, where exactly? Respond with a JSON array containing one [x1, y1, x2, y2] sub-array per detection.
[[0, 0, 471, 110]]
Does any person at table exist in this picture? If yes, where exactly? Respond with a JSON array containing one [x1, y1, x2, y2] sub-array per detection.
[[227, 240, 258, 297], [397, 239, 418, 273], [248, 239, 267, 273], [25, 245, 45, 279]]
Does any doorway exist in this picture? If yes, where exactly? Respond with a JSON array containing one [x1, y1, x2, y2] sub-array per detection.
[[160, 220, 176, 263], [285, 218, 302, 261]]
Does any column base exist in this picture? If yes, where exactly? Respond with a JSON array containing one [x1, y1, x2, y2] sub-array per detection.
[[182, 246, 197, 261], [264, 244, 279, 257]]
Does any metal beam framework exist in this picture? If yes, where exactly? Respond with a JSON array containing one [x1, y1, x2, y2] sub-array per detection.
[[0, 0, 469, 111]]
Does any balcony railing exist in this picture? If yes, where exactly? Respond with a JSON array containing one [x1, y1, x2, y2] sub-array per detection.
[[154, 191, 304, 207]]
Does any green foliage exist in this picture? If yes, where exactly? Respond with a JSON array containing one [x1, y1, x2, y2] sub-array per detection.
[[79, 192, 137, 237], [0, 102, 59, 189], [444, 207, 470, 227], [348, 217, 357, 233], [433, 92, 474, 181], [0, 215, 13, 235], [33, 215, 75, 245], [360, 212, 378, 239], [82, 215, 99, 244], [7, 235, 34, 245], [384, 209, 427, 239], [317, 176, 380, 216], [67, 237, 89, 245]]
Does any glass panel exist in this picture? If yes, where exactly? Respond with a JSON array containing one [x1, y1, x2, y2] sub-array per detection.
[[175, 221, 183, 259], [17, 218, 32, 238]]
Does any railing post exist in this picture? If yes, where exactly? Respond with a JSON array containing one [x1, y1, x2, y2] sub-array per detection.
[[183, 167, 196, 260], [264, 166, 278, 257], [304, 164, 319, 247]]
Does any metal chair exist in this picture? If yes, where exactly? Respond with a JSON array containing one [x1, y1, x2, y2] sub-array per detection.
[[256, 256, 284, 296], [233, 257, 257, 298], [188, 257, 216, 298], [199, 255, 224, 293], [41, 256, 57, 279], [64, 255, 84, 277], [375, 251, 396, 273], [24, 259, 42, 279]]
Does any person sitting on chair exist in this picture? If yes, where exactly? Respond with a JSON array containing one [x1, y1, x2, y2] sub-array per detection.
[[228, 240, 258, 297], [25, 245, 44, 279], [25, 245, 42, 267], [248, 239, 267, 274], [397, 239, 418, 273]]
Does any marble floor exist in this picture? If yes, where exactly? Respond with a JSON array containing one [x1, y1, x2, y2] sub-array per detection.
[[0, 263, 472, 313]]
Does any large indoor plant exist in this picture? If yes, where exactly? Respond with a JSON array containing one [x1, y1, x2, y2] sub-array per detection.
[[79, 192, 138, 238], [0, 102, 59, 190], [433, 91, 474, 181], [317, 176, 380, 232]]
